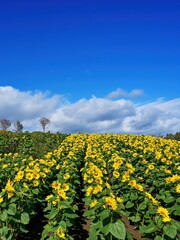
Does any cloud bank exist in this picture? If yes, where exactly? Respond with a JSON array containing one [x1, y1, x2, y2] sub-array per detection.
[[0, 86, 180, 135], [106, 88, 144, 99]]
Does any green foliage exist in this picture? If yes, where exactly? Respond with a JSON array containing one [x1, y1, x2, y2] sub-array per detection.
[[165, 132, 180, 141], [0, 133, 179, 239], [0, 130, 67, 157]]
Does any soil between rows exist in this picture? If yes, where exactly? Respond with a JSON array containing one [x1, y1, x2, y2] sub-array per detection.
[[17, 204, 151, 240]]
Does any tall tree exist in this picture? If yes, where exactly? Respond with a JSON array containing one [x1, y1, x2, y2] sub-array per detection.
[[39, 117, 50, 132], [14, 120, 23, 132], [0, 119, 11, 130]]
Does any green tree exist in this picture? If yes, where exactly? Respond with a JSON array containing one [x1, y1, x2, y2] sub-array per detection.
[[166, 132, 180, 141]]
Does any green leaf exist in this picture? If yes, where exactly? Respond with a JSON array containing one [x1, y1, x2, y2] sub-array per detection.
[[99, 209, 110, 221], [83, 208, 95, 217], [164, 196, 175, 204], [88, 232, 98, 240], [90, 220, 102, 232], [53, 237, 61, 240], [154, 236, 163, 240], [6, 234, 14, 240], [101, 216, 112, 236], [59, 220, 67, 230], [47, 208, 59, 219], [109, 220, 126, 239], [155, 216, 163, 228], [41, 226, 54, 240], [49, 236, 54, 240], [20, 225, 29, 233], [66, 219, 73, 227], [20, 212, 30, 225], [7, 203, 16, 215], [130, 194, 138, 201], [101, 223, 112, 236], [174, 205, 180, 216], [88, 224, 100, 240], [140, 222, 157, 234], [0, 226, 9, 236], [64, 213, 78, 219], [147, 209, 156, 215], [32, 188, 39, 195], [119, 210, 129, 217], [138, 202, 147, 210], [43, 202, 52, 212], [74, 179, 80, 184], [73, 204, 78, 211], [125, 201, 134, 209], [126, 232, 134, 240], [11, 213, 21, 223], [171, 219, 180, 230], [129, 213, 141, 223], [0, 211, 8, 221], [163, 225, 177, 239], [59, 201, 71, 208]]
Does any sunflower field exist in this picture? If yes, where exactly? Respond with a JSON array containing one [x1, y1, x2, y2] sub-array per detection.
[[0, 132, 180, 240]]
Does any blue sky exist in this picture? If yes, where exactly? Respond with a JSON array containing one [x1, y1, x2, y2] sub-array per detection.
[[0, 0, 180, 134]]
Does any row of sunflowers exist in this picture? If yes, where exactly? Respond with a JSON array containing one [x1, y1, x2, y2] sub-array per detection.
[[0, 133, 180, 239]]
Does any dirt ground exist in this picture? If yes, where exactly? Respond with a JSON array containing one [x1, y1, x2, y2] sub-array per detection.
[[17, 204, 150, 240]]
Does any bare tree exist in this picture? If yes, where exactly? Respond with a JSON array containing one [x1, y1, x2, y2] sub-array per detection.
[[0, 119, 11, 130], [39, 117, 50, 132], [14, 120, 23, 132]]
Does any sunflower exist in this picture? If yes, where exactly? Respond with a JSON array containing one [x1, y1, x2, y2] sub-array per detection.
[[176, 184, 180, 193], [56, 226, 65, 239], [52, 181, 61, 190], [157, 206, 171, 222]]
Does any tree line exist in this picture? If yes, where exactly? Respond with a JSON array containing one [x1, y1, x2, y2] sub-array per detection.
[[0, 117, 50, 132], [165, 132, 180, 141], [0, 118, 179, 140]]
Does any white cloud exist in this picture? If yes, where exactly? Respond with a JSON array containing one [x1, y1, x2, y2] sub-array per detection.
[[106, 88, 144, 99], [129, 89, 144, 98], [0, 86, 179, 135], [51, 97, 135, 133], [122, 98, 180, 135], [0, 86, 66, 131]]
